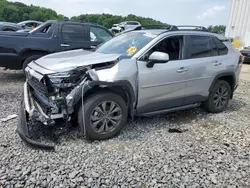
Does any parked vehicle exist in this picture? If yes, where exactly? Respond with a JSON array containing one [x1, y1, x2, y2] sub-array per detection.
[[0, 22, 23, 31], [0, 20, 43, 32], [17, 25, 243, 149], [111, 24, 120, 33], [17, 20, 43, 29], [240, 46, 250, 63], [16, 29, 32, 33], [0, 20, 114, 71], [111, 21, 141, 33]]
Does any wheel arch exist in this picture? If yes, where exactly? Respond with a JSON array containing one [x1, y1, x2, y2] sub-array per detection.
[[19, 49, 49, 61], [209, 72, 236, 98], [73, 80, 136, 118]]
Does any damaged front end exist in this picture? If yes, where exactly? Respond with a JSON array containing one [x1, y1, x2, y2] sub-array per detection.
[[17, 51, 138, 150], [17, 65, 94, 150]]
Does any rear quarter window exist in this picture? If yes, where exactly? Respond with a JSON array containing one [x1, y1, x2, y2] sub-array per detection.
[[212, 37, 229, 55], [188, 35, 214, 58]]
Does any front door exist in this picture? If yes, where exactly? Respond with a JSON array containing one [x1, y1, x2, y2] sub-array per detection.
[[136, 35, 189, 114]]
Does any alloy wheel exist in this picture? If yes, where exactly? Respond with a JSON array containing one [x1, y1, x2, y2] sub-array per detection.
[[213, 85, 229, 108], [90, 101, 122, 134]]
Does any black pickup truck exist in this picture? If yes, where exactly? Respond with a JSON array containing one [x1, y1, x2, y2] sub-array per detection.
[[0, 20, 114, 71]]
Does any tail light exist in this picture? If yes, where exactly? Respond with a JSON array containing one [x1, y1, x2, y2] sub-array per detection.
[[239, 55, 244, 64]]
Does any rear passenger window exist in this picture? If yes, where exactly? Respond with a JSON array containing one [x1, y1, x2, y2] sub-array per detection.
[[188, 36, 214, 58], [90, 26, 113, 43], [213, 37, 228, 55], [62, 24, 86, 41]]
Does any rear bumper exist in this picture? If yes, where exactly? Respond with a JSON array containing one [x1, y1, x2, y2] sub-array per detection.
[[16, 82, 55, 150]]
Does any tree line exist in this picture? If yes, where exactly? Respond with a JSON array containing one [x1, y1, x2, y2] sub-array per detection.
[[0, 0, 226, 32], [207, 25, 226, 34]]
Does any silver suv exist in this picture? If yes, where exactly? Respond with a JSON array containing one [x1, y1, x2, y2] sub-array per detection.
[[17, 25, 243, 149]]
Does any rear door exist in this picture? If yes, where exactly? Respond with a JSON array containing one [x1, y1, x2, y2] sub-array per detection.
[[180, 35, 225, 105], [87, 25, 113, 50], [59, 23, 91, 51]]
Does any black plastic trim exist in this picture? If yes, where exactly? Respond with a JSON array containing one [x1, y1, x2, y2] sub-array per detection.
[[72, 80, 136, 117], [139, 103, 200, 117], [209, 72, 236, 93]]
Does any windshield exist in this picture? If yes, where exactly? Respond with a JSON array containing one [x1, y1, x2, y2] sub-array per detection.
[[96, 31, 157, 57]]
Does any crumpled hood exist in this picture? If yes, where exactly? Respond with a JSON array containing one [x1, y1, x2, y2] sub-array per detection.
[[33, 49, 121, 73]]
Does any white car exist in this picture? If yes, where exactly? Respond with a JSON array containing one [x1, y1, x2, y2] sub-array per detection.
[[111, 21, 141, 33], [111, 24, 120, 32]]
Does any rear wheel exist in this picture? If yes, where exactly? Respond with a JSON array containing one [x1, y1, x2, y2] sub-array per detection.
[[78, 92, 128, 140], [22, 55, 44, 73], [203, 80, 232, 113]]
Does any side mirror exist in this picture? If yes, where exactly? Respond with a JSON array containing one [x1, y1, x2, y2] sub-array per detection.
[[146, 51, 169, 68]]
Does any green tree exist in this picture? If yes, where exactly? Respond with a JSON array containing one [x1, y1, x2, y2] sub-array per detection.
[[71, 13, 165, 28], [207, 25, 226, 33], [0, 0, 226, 33], [0, 0, 63, 23]]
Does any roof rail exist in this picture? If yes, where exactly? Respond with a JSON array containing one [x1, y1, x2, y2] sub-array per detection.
[[116, 24, 212, 36], [176, 25, 208, 31], [117, 24, 179, 35]]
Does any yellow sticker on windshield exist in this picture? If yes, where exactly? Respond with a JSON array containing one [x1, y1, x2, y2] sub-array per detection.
[[126, 46, 137, 54]]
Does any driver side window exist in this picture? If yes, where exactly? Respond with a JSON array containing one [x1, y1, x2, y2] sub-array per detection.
[[140, 36, 183, 61]]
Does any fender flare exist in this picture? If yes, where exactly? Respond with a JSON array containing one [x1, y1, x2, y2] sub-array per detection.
[[209, 72, 236, 92], [19, 49, 50, 60], [72, 80, 136, 117]]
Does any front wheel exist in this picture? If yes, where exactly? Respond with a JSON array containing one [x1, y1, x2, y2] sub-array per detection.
[[203, 80, 232, 113], [78, 92, 128, 140]]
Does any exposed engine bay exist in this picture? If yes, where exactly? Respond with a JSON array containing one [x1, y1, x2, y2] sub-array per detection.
[[26, 57, 124, 124]]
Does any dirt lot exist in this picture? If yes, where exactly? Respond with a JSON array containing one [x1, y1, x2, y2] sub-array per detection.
[[0, 65, 250, 188]]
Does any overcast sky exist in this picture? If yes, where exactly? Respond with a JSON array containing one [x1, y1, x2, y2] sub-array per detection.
[[9, 0, 231, 27]]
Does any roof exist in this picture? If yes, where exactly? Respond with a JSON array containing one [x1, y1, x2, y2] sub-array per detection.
[[133, 29, 167, 35], [0, 22, 19, 27], [124, 25, 229, 41], [45, 20, 100, 26], [18, 20, 43, 25]]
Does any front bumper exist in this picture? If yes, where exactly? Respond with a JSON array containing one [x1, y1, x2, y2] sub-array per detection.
[[16, 82, 55, 150]]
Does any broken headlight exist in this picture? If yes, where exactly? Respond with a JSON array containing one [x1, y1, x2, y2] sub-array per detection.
[[48, 69, 86, 88]]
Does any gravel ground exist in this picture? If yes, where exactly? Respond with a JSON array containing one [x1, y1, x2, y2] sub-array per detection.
[[0, 68, 250, 188]]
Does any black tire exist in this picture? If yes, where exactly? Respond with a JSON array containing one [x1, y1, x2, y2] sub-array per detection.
[[22, 55, 44, 73], [78, 92, 128, 140], [203, 80, 232, 113]]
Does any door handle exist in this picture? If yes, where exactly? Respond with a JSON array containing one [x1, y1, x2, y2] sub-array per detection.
[[214, 61, 222, 66], [61, 44, 70, 47], [177, 67, 188, 73]]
